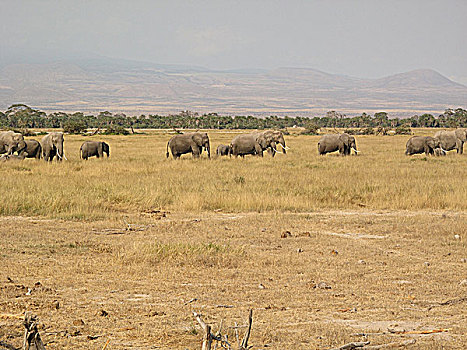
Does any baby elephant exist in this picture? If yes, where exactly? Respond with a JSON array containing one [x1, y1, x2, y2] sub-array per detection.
[[80, 141, 110, 160], [216, 144, 231, 156]]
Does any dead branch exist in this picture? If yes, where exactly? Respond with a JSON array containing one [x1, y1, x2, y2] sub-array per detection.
[[22, 312, 46, 350], [427, 296, 467, 310], [239, 309, 253, 350], [193, 312, 216, 350], [328, 339, 416, 350], [364, 339, 416, 349], [328, 342, 369, 350], [193, 311, 250, 350], [90, 128, 100, 136]]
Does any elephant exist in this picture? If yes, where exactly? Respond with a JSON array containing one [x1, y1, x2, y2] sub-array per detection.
[[230, 133, 270, 157], [216, 144, 231, 156], [80, 141, 110, 160], [405, 136, 440, 155], [166, 132, 210, 159], [318, 133, 358, 155], [434, 148, 446, 156], [0, 131, 26, 156], [254, 130, 288, 157], [433, 129, 467, 154], [19, 139, 42, 159], [41, 132, 66, 161]]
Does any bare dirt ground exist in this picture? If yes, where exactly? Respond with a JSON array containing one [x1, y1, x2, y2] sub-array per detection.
[[1, 210, 466, 349]]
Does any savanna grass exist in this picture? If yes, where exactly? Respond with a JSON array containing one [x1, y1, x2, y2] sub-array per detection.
[[0, 129, 465, 220]]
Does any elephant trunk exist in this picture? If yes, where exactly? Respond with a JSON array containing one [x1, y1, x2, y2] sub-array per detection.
[[166, 141, 170, 158], [271, 144, 283, 153], [17, 140, 27, 156], [205, 142, 211, 159], [279, 140, 287, 154], [56, 142, 64, 161], [278, 142, 288, 153]]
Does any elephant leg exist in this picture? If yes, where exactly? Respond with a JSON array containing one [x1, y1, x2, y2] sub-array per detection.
[[456, 140, 462, 154], [191, 145, 200, 158]]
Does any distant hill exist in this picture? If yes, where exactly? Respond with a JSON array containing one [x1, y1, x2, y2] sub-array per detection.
[[0, 58, 466, 116]]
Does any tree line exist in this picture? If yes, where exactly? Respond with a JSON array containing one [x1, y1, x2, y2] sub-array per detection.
[[1, 104, 466, 134]]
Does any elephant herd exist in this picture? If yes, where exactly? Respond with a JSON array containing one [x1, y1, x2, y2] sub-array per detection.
[[0, 131, 109, 161], [405, 129, 467, 156], [1, 128, 465, 162], [166, 130, 289, 159]]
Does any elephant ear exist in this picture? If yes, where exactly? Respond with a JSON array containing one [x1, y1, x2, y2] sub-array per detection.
[[192, 133, 203, 146], [339, 134, 350, 145], [257, 135, 268, 148], [46, 134, 54, 148]]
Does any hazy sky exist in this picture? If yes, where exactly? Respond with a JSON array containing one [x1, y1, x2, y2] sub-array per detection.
[[1, 0, 467, 83]]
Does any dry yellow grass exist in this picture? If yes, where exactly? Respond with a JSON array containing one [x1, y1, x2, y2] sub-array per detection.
[[0, 129, 465, 219], [0, 129, 466, 349]]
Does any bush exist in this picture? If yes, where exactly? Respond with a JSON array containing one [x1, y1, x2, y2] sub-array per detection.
[[343, 129, 357, 135], [63, 120, 87, 134], [102, 125, 129, 135], [300, 123, 319, 135], [395, 125, 412, 135], [358, 127, 375, 135]]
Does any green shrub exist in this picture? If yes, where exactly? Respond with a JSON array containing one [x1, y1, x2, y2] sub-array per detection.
[[300, 123, 319, 135], [358, 127, 375, 135], [103, 125, 130, 135], [63, 120, 87, 134], [395, 125, 412, 135]]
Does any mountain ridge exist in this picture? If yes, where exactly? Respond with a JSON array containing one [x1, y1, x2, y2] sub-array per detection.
[[0, 58, 466, 116]]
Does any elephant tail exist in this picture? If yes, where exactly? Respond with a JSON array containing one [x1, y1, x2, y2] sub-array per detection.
[[166, 141, 170, 158]]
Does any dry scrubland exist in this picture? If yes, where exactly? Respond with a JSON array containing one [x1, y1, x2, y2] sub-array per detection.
[[0, 129, 466, 349]]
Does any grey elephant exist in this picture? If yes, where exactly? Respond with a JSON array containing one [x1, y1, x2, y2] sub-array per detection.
[[80, 141, 110, 160], [166, 132, 210, 159], [434, 148, 446, 156], [433, 129, 466, 154], [216, 144, 231, 156], [318, 133, 358, 155], [230, 133, 270, 157], [255, 130, 288, 157], [41, 132, 66, 161], [20, 140, 42, 159], [405, 136, 440, 155], [0, 131, 26, 155]]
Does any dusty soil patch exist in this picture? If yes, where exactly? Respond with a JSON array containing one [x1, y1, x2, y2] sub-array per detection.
[[0, 210, 466, 349]]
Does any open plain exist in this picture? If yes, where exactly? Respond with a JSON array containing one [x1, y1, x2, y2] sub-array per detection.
[[0, 129, 466, 349]]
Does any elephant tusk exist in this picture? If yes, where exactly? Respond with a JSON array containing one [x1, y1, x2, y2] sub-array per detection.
[[63, 154, 68, 160], [278, 144, 290, 151], [352, 148, 360, 153], [272, 147, 283, 154], [56, 153, 62, 160]]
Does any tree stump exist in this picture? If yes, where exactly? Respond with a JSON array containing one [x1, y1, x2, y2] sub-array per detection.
[[23, 312, 46, 350]]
